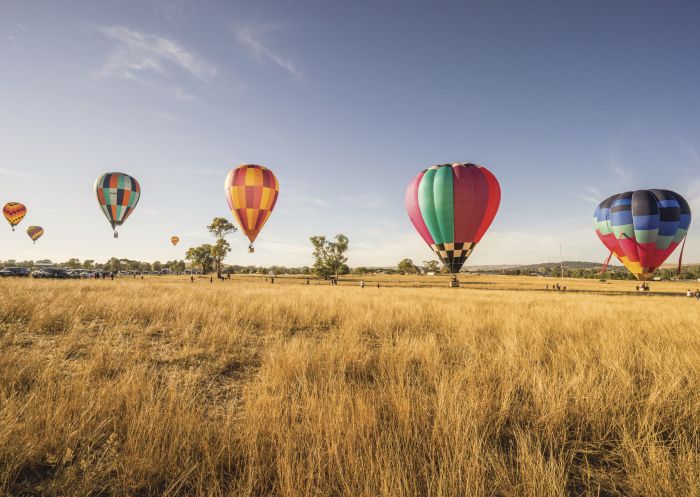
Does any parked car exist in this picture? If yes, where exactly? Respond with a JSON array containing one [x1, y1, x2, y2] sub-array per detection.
[[0, 267, 31, 277], [31, 268, 69, 279]]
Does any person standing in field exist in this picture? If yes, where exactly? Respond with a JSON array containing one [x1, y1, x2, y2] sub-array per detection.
[[360, 280, 365, 288], [688, 289, 693, 298]]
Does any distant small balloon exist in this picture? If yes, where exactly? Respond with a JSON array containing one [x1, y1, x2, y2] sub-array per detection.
[[171, 236, 180, 246], [3, 202, 27, 231], [26, 226, 44, 244]]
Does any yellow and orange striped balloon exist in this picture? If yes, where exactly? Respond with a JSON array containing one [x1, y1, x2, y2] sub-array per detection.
[[171, 236, 180, 246], [224, 165, 279, 250], [3, 202, 27, 231]]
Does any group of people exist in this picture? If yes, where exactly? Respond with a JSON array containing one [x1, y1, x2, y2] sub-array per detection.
[[635, 283, 650, 292], [686, 289, 700, 300], [545, 283, 566, 291]]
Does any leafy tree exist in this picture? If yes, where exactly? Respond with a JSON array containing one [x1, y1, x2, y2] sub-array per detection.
[[186, 245, 214, 274], [82, 260, 95, 269], [422, 260, 440, 274], [207, 217, 237, 277], [64, 258, 81, 269], [210, 239, 231, 278], [105, 257, 122, 273], [397, 259, 417, 274], [153, 261, 162, 272], [310, 234, 349, 279]]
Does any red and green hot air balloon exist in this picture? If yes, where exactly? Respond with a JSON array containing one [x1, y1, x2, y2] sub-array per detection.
[[406, 163, 500, 277]]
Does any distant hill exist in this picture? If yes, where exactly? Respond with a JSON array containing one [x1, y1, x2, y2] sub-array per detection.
[[466, 261, 604, 272]]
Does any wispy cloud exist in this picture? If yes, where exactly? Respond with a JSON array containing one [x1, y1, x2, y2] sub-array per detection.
[[340, 193, 383, 209], [678, 138, 700, 164], [0, 168, 36, 180], [577, 186, 603, 204], [166, 167, 227, 176], [96, 25, 217, 81], [235, 23, 303, 81], [93, 26, 217, 101], [609, 155, 633, 188], [286, 191, 329, 207]]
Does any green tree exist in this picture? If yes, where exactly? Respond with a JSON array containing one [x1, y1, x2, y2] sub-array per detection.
[[207, 217, 237, 277], [105, 257, 122, 273], [397, 258, 417, 274], [65, 258, 81, 269], [82, 260, 95, 269], [210, 239, 231, 278], [153, 261, 162, 272], [186, 245, 214, 274], [422, 260, 440, 274], [310, 234, 349, 279]]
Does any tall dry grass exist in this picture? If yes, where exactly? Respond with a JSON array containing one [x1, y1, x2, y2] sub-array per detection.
[[1, 276, 699, 496]]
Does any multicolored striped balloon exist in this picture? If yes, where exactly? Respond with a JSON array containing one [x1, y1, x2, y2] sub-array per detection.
[[26, 225, 44, 244], [171, 236, 180, 246], [406, 163, 500, 273], [94, 172, 141, 238], [3, 202, 27, 231], [224, 164, 279, 252], [594, 190, 691, 280]]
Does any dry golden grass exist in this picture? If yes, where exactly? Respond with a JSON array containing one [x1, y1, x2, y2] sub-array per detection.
[[1, 276, 700, 496]]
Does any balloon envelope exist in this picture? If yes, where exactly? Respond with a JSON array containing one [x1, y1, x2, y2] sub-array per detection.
[[594, 189, 691, 280], [3, 202, 27, 230], [171, 236, 180, 246], [224, 164, 279, 245], [405, 163, 500, 273], [95, 172, 140, 236], [26, 225, 44, 243]]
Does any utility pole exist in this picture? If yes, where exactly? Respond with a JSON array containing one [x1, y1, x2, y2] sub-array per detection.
[[560, 244, 564, 279]]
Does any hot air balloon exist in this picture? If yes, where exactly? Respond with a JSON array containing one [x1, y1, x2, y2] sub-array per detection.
[[94, 172, 141, 238], [26, 226, 44, 244], [406, 163, 500, 283], [224, 164, 279, 253], [171, 236, 180, 246], [3, 202, 27, 231], [594, 189, 691, 280]]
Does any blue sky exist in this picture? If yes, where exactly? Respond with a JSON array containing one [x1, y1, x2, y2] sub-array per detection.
[[1, 0, 699, 267]]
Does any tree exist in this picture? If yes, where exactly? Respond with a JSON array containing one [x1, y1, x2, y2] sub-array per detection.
[[210, 239, 231, 278], [82, 260, 95, 269], [397, 259, 417, 274], [105, 257, 122, 273], [422, 260, 440, 274], [207, 217, 237, 277], [186, 245, 214, 274], [310, 234, 349, 279], [153, 261, 162, 272], [65, 258, 81, 269]]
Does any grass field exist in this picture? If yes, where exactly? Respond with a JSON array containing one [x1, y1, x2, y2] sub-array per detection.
[[1, 275, 700, 496]]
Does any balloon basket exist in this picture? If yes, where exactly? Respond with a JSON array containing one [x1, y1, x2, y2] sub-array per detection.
[[248, 244, 254, 253], [113, 231, 119, 238], [449, 276, 460, 288]]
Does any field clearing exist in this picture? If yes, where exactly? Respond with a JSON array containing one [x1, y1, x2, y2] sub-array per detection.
[[229, 272, 700, 294], [1, 276, 700, 496]]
